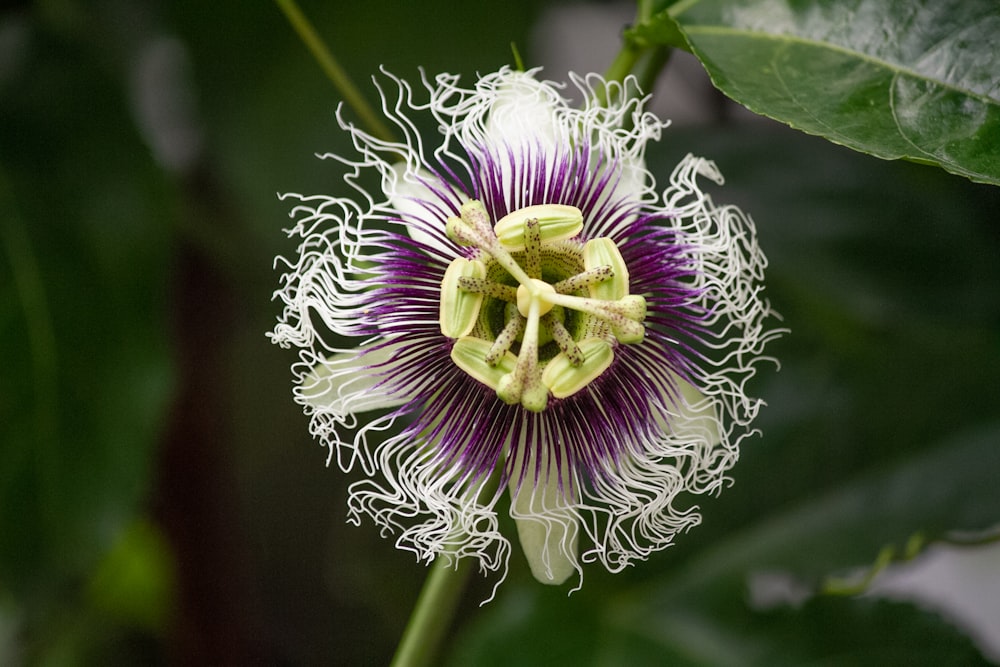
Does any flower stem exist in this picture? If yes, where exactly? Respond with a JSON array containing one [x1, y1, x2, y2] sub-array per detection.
[[390, 469, 503, 666], [390, 554, 472, 667], [602, 41, 644, 90], [602, 0, 675, 100], [637, 45, 672, 98], [273, 0, 395, 143], [638, 0, 655, 22]]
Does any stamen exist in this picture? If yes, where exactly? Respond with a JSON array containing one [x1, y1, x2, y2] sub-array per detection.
[[541, 313, 584, 366], [451, 336, 518, 389], [541, 338, 614, 399], [523, 218, 541, 279], [487, 304, 525, 366], [493, 204, 584, 251], [583, 238, 630, 301], [457, 276, 518, 302], [552, 265, 614, 294], [498, 298, 547, 412]]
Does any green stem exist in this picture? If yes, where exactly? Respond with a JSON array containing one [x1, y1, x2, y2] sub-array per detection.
[[637, 45, 672, 98], [389, 552, 473, 667], [274, 0, 395, 143], [391, 468, 503, 666], [600, 1, 654, 103], [601, 3, 675, 106], [602, 41, 644, 90], [638, 0, 655, 22]]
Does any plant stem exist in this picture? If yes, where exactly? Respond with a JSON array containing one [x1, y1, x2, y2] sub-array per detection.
[[602, 41, 644, 89], [391, 469, 502, 666], [273, 0, 395, 143], [389, 554, 473, 667], [637, 45, 672, 98], [638, 0, 655, 22], [601, 2, 675, 104]]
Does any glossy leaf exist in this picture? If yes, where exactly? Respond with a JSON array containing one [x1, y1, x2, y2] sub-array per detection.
[[673, 0, 1000, 185]]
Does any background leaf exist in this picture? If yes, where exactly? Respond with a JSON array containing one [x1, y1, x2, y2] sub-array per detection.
[[449, 585, 989, 667], [0, 23, 175, 597], [636, 422, 1000, 604], [673, 0, 1000, 185]]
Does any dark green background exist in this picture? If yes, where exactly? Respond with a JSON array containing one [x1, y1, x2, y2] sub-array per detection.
[[2, 1, 997, 664]]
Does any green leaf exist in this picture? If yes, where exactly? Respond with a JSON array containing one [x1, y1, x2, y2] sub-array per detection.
[[651, 422, 1000, 602], [674, 0, 1000, 185], [620, 594, 991, 666], [449, 570, 990, 666], [613, 424, 1000, 665]]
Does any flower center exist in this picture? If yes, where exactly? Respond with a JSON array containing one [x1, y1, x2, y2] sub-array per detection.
[[440, 200, 646, 412]]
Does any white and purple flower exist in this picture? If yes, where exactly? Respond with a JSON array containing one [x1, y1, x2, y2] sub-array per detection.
[[270, 68, 781, 590]]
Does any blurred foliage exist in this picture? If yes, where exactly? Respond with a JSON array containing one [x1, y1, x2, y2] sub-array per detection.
[[1, 0, 998, 665]]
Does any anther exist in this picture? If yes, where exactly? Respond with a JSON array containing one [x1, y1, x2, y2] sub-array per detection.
[[487, 304, 524, 366], [494, 204, 584, 251], [552, 265, 614, 294], [457, 276, 518, 302], [451, 336, 518, 388], [542, 313, 584, 366], [541, 338, 614, 399], [583, 238, 630, 301], [439, 258, 486, 338]]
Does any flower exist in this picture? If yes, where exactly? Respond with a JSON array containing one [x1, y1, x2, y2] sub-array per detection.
[[270, 67, 781, 592]]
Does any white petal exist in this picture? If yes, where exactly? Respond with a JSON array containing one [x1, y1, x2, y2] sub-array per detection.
[[484, 72, 561, 155], [508, 443, 579, 585], [385, 162, 451, 254], [297, 341, 414, 416], [612, 152, 648, 205], [659, 375, 723, 447]]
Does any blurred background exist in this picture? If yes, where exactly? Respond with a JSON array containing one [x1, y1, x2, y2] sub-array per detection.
[[2, 1, 998, 665]]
